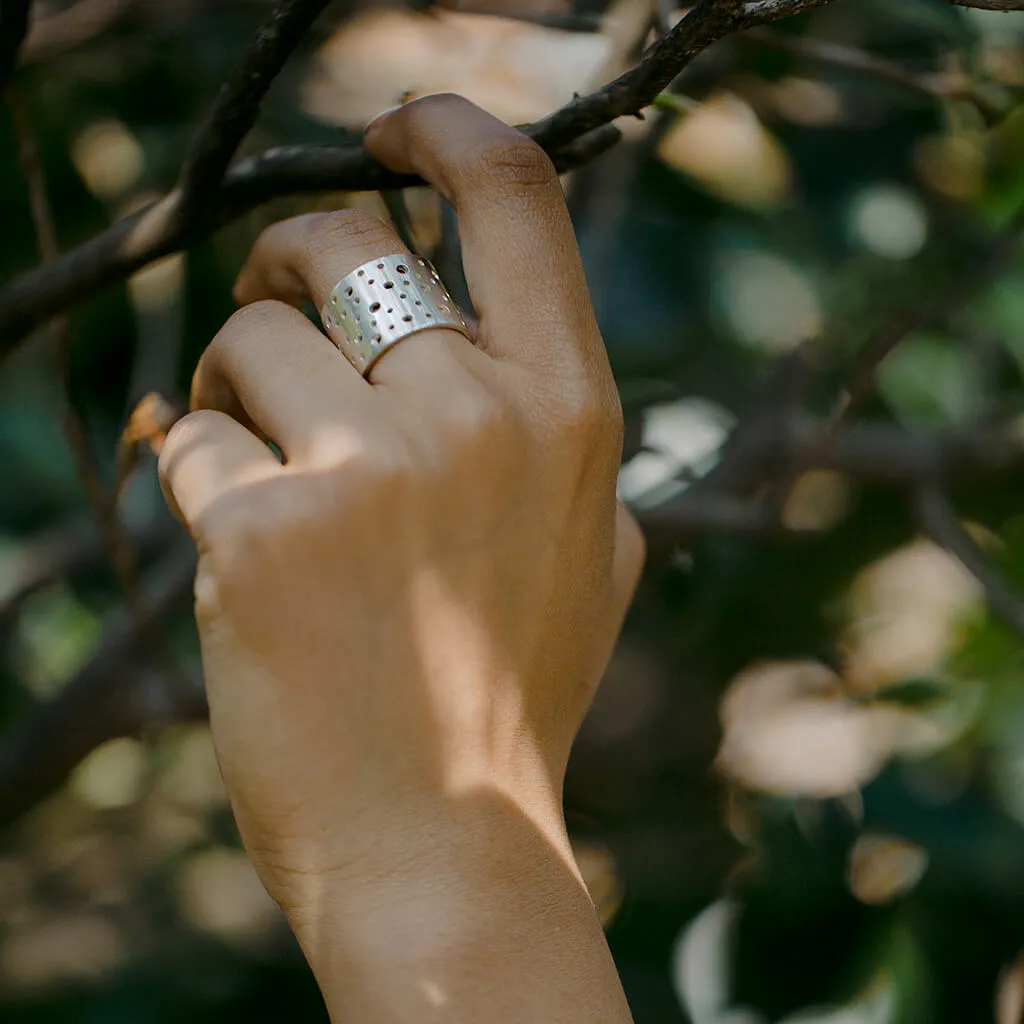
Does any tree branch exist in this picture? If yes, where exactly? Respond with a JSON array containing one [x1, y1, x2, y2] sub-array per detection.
[[744, 27, 1011, 119], [0, 517, 177, 630], [175, 0, 333, 227], [0, 0, 828, 352], [8, 88, 150, 629], [0, 124, 621, 350], [915, 482, 1024, 635], [0, 545, 203, 828]]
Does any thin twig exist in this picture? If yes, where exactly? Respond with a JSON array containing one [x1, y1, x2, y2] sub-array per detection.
[[781, 205, 1024, 507], [850, 210, 1024, 414], [380, 190, 419, 252], [175, 0, 334, 227], [0, 545, 203, 828], [915, 482, 1024, 635], [744, 27, 1009, 117], [530, 0, 750, 148], [433, 200, 471, 313], [0, 517, 178, 630], [7, 89, 148, 624]]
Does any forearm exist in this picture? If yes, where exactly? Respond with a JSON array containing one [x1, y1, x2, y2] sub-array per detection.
[[285, 801, 634, 1024]]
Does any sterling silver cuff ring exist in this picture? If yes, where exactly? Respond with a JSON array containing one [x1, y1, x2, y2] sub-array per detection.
[[320, 254, 471, 376]]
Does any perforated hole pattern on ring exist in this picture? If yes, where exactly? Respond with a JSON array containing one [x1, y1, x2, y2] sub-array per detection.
[[320, 254, 470, 374]]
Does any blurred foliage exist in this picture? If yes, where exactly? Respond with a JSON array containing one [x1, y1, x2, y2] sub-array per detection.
[[4, 0, 1024, 1022]]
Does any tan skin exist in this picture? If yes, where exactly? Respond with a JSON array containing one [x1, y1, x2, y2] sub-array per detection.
[[159, 94, 643, 1022]]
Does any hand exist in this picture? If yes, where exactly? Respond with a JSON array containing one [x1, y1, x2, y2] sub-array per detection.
[[159, 94, 642, 1022]]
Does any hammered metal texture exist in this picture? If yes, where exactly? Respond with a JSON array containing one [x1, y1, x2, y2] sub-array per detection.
[[320, 254, 470, 375]]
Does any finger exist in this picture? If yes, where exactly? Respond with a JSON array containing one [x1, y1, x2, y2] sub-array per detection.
[[364, 94, 605, 378], [158, 409, 280, 535], [234, 209, 475, 386], [192, 300, 375, 464]]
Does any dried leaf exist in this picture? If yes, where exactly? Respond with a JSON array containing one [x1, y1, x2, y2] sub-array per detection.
[[116, 392, 186, 492], [658, 93, 793, 209], [782, 471, 853, 533], [717, 661, 909, 798], [997, 954, 1024, 1024], [847, 834, 929, 906], [303, 8, 614, 128], [843, 539, 982, 695]]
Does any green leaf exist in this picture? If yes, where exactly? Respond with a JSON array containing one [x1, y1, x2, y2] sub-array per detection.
[[878, 333, 984, 428]]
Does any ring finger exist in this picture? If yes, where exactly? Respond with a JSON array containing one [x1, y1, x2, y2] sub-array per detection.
[[233, 209, 476, 386]]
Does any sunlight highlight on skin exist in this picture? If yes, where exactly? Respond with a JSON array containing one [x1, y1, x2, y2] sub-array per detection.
[[420, 978, 448, 1007]]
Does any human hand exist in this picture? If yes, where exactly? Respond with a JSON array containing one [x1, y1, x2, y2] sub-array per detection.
[[159, 94, 642, 1021]]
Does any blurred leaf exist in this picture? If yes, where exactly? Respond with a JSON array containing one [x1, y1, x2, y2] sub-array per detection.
[[847, 835, 929, 907], [878, 333, 984, 428], [873, 678, 954, 710], [657, 93, 794, 210]]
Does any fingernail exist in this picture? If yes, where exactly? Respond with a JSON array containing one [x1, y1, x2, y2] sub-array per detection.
[[365, 104, 403, 134]]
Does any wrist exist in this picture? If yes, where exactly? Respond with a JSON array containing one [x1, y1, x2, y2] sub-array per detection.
[[283, 789, 580, 953], [279, 795, 631, 1023]]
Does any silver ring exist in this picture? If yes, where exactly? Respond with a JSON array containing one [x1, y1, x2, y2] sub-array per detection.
[[320, 254, 471, 376]]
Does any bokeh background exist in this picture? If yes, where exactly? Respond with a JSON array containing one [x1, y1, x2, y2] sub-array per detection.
[[3, 0, 1024, 1020]]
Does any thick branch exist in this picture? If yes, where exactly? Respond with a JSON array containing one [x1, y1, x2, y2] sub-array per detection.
[[0, 125, 620, 349], [0, 546, 203, 828], [0, 0, 32, 88], [915, 483, 1024, 635], [175, 0, 333, 225], [0, 0, 823, 352]]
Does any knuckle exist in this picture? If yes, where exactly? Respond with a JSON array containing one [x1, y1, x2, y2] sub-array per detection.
[[560, 381, 623, 448], [304, 209, 395, 258], [446, 379, 514, 447], [217, 299, 292, 348], [355, 443, 416, 502], [201, 300, 294, 377], [466, 136, 557, 196], [194, 497, 265, 574]]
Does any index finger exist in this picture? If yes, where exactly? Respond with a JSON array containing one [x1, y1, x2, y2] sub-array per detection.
[[364, 95, 607, 381]]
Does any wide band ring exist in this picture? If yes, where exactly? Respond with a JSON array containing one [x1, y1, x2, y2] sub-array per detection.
[[320, 254, 471, 376]]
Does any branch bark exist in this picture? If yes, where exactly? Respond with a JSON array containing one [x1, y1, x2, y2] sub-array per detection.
[[175, 0, 334, 226], [0, 0, 828, 353]]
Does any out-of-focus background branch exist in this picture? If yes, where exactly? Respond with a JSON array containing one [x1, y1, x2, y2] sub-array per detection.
[[3, 0, 1024, 1020]]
